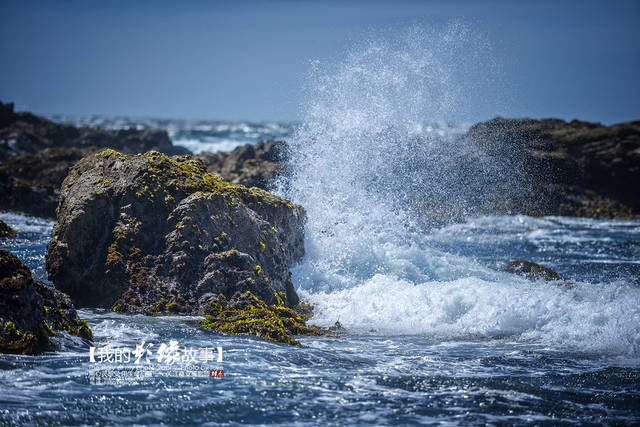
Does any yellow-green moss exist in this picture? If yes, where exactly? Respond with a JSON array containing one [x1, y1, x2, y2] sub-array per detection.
[[1, 320, 42, 355], [198, 291, 330, 346]]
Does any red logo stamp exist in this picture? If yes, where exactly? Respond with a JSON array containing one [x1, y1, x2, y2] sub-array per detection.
[[210, 369, 225, 378]]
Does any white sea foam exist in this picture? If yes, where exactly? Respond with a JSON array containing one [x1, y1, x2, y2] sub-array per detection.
[[279, 25, 640, 355]]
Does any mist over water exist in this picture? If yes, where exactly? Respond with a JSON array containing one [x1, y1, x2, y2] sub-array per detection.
[[278, 26, 640, 356]]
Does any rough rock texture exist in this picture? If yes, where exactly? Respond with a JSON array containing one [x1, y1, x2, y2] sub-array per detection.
[[0, 147, 96, 218], [504, 260, 563, 281], [199, 291, 328, 346], [0, 249, 92, 355], [460, 117, 640, 218], [46, 149, 305, 314], [0, 101, 189, 162], [196, 140, 285, 189], [0, 101, 191, 217], [0, 220, 16, 239]]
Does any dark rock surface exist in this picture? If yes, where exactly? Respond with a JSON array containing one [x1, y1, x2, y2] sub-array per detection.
[[504, 260, 563, 281], [0, 101, 191, 217], [0, 101, 189, 162], [460, 117, 640, 218], [0, 147, 96, 218], [196, 140, 285, 189], [0, 248, 92, 355], [46, 149, 305, 314], [0, 220, 16, 239]]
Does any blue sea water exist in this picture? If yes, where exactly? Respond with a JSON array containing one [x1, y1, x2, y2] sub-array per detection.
[[1, 204, 639, 425], [2, 27, 640, 426]]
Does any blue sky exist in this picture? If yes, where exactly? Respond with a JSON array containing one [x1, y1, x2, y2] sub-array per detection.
[[1, 0, 638, 123]]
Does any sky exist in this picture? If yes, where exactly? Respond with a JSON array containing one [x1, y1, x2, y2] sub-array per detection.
[[0, 0, 639, 124]]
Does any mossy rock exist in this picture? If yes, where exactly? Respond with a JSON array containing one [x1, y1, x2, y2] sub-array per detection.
[[199, 291, 329, 346], [46, 149, 306, 314], [0, 220, 16, 239], [0, 249, 92, 355]]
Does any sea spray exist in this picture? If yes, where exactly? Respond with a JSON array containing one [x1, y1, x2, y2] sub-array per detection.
[[277, 25, 640, 355]]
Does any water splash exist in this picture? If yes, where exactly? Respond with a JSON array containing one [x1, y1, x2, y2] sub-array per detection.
[[277, 25, 640, 355]]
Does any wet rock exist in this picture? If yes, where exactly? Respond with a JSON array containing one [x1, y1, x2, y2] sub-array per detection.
[[0, 249, 92, 355], [0, 101, 189, 162], [461, 117, 640, 218], [46, 149, 305, 315], [196, 140, 286, 189], [504, 260, 563, 281], [199, 291, 329, 346], [0, 101, 191, 218], [0, 147, 96, 218], [0, 220, 16, 239]]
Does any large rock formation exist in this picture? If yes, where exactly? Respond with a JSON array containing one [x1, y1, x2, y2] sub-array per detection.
[[196, 140, 285, 189], [0, 147, 96, 218], [459, 117, 640, 218], [0, 101, 191, 217], [0, 249, 92, 355], [0, 101, 189, 162], [46, 149, 305, 314]]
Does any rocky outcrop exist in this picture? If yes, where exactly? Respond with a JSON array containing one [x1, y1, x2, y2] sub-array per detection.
[[199, 291, 329, 346], [460, 117, 640, 218], [0, 101, 189, 162], [0, 249, 92, 355], [504, 260, 563, 281], [196, 140, 285, 189], [46, 149, 305, 314], [0, 102, 191, 217], [0, 220, 16, 239], [0, 147, 96, 218]]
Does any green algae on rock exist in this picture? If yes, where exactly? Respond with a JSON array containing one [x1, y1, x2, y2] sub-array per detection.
[[0, 220, 16, 239], [199, 291, 329, 346], [0, 249, 92, 355], [46, 149, 306, 315]]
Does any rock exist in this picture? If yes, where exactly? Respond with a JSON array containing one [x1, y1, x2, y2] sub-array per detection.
[[46, 149, 306, 315], [196, 140, 286, 189], [199, 291, 329, 346], [0, 101, 190, 162], [0, 101, 192, 217], [504, 260, 563, 281], [0, 249, 92, 355], [0, 147, 96, 218], [0, 220, 16, 239], [460, 117, 640, 218]]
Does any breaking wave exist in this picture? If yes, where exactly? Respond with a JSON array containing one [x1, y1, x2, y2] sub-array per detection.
[[277, 24, 640, 355]]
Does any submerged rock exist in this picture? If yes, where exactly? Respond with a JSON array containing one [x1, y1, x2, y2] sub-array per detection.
[[0, 249, 92, 355], [504, 260, 563, 281], [0, 220, 16, 239], [196, 140, 285, 189], [199, 291, 329, 346], [46, 149, 305, 314]]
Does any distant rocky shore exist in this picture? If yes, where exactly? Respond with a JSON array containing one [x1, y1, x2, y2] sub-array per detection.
[[1, 101, 639, 350], [3, 101, 637, 220]]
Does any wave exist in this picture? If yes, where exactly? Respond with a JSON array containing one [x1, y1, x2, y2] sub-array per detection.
[[277, 24, 640, 355]]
